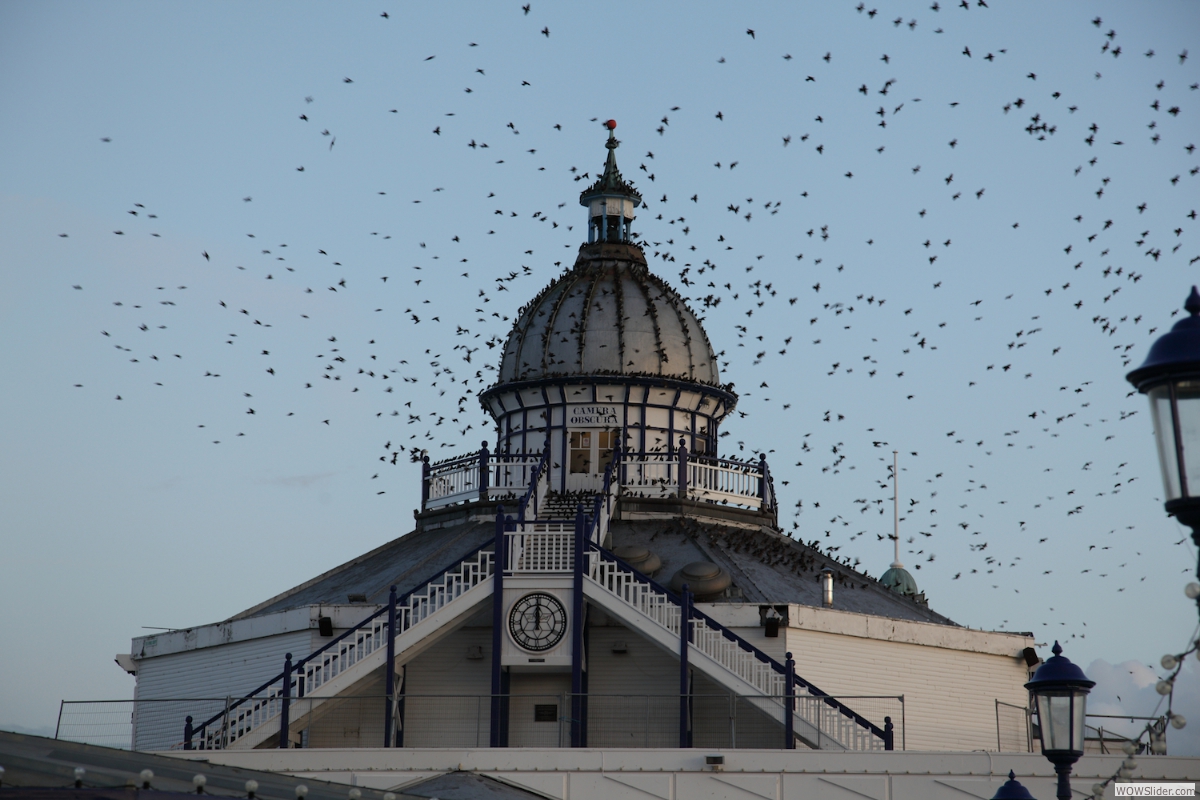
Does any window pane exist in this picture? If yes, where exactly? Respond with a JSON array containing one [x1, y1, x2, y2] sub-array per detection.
[[1177, 380, 1200, 498], [1149, 386, 1182, 501], [570, 431, 591, 474]]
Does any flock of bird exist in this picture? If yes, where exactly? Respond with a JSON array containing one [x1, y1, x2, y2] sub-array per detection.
[[67, 3, 1198, 650]]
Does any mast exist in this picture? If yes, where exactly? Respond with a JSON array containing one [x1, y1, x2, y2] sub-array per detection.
[[892, 450, 902, 569]]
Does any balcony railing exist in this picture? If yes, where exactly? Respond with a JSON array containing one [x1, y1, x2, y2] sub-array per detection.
[[423, 442, 775, 515], [55, 693, 904, 752]]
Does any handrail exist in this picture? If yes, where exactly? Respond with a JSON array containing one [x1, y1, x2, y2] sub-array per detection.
[[191, 539, 494, 737], [589, 542, 885, 743], [516, 448, 550, 524]]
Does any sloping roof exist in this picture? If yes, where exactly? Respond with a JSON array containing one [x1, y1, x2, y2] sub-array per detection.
[[231, 519, 494, 620], [607, 516, 956, 625], [0, 730, 405, 799]]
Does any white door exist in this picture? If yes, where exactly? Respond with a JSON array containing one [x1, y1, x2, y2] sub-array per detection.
[[565, 429, 617, 493]]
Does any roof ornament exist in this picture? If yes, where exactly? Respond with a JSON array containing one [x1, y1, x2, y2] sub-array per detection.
[[580, 119, 642, 244], [880, 450, 920, 598]]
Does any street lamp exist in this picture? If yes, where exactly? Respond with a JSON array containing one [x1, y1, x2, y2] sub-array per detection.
[[1126, 286, 1200, 559], [1026, 641, 1095, 800]]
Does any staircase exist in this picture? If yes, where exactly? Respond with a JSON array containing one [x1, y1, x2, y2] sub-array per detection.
[[191, 545, 495, 750], [584, 545, 888, 750], [190, 443, 885, 751]]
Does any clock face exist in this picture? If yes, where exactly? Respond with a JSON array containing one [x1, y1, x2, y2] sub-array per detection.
[[508, 592, 568, 652]]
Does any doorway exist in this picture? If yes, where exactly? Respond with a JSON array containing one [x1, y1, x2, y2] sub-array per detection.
[[565, 429, 617, 492]]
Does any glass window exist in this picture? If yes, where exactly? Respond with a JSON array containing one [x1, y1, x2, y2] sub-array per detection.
[[1150, 386, 1182, 500], [570, 431, 591, 474], [597, 430, 616, 471]]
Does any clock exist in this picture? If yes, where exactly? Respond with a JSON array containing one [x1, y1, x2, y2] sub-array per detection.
[[508, 592, 568, 652]]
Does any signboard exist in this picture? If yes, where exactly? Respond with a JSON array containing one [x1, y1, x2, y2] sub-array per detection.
[[567, 404, 621, 427]]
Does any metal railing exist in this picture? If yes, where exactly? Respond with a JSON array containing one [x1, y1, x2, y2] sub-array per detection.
[[423, 442, 777, 515], [56, 694, 903, 752], [995, 699, 1031, 752], [588, 543, 890, 751], [185, 544, 495, 750]]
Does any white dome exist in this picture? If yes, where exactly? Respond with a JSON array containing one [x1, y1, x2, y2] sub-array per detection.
[[496, 242, 720, 387]]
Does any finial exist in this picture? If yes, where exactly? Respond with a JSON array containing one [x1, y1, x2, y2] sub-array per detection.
[[1185, 285, 1199, 316], [1052, 640, 1062, 656]]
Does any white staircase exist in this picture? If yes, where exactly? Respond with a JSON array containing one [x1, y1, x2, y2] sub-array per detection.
[[194, 546, 495, 750], [584, 547, 885, 750]]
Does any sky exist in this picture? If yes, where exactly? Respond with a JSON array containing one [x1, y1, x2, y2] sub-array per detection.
[[2, 1, 1199, 755]]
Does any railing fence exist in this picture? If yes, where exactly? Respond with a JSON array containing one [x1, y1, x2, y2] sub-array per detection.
[[56, 694, 903, 752]]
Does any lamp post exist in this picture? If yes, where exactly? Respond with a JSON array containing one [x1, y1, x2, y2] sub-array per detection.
[[1026, 641, 1095, 800], [1126, 287, 1200, 604]]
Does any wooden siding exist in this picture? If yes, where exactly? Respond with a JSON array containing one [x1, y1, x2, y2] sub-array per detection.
[[782, 626, 1029, 751], [132, 630, 311, 751]]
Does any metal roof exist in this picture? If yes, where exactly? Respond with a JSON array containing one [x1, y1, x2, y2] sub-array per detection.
[[495, 243, 721, 387]]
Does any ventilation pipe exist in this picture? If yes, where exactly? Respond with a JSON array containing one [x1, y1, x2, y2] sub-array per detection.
[[820, 568, 834, 608]]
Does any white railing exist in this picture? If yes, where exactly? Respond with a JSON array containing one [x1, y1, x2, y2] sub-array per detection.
[[195, 547, 495, 749], [586, 551, 885, 751], [620, 457, 677, 498], [686, 459, 764, 509], [488, 456, 544, 501], [426, 454, 481, 507], [507, 523, 574, 573]]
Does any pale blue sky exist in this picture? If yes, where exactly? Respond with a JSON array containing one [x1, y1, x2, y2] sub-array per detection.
[[2, 1, 1198, 752]]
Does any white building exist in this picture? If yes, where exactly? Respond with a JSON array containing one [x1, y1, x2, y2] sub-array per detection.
[[109, 126, 1171, 799]]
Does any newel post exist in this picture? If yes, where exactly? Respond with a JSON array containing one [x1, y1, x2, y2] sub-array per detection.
[[678, 441, 689, 500], [278, 653, 292, 748], [490, 505, 506, 748], [479, 441, 491, 501], [420, 455, 430, 511], [384, 585, 397, 747], [571, 503, 586, 747], [758, 453, 770, 509], [183, 716, 193, 750], [784, 652, 796, 750], [679, 584, 692, 748], [884, 716, 895, 751]]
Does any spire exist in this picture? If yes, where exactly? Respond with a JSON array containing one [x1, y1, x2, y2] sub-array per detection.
[[579, 120, 642, 244], [880, 450, 920, 599]]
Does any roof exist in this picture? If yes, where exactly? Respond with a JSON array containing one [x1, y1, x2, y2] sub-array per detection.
[[607, 512, 957, 625], [231, 518, 494, 620], [493, 243, 722, 387], [232, 501, 954, 626], [0, 730, 405, 800]]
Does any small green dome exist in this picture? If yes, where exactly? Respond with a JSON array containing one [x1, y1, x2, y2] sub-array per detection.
[[880, 565, 919, 597]]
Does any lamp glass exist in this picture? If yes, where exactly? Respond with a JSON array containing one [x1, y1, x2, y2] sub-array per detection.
[[1178, 380, 1200, 496], [1036, 690, 1086, 755], [1149, 386, 1182, 500]]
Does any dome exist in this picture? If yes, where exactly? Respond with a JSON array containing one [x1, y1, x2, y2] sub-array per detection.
[[880, 565, 919, 597], [496, 242, 721, 386]]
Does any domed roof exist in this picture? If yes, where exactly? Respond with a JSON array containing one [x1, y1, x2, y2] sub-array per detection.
[[495, 242, 721, 386], [880, 565, 919, 597]]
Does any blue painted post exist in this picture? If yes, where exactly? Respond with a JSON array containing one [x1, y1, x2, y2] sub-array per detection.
[[279, 653, 292, 749], [884, 716, 894, 751], [479, 441, 491, 502], [679, 585, 691, 748], [784, 652, 796, 750], [420, 455, 430, 511], [678, 442, 688, 500], [384, 585, 397, 747], [759, 453, 770, 510], [571, 503, 586, 747], [183, 716, 193, 751], [601, 208, 608, 242], [490, 505, 505, 748]]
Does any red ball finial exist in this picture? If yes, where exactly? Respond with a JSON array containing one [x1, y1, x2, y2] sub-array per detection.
[[605, 119, 617, 130]]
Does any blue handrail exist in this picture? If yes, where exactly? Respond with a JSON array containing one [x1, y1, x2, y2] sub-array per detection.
[[588, 543, 885, 743], [191, 539, 495, 742], [515, 448, 550, 524]]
